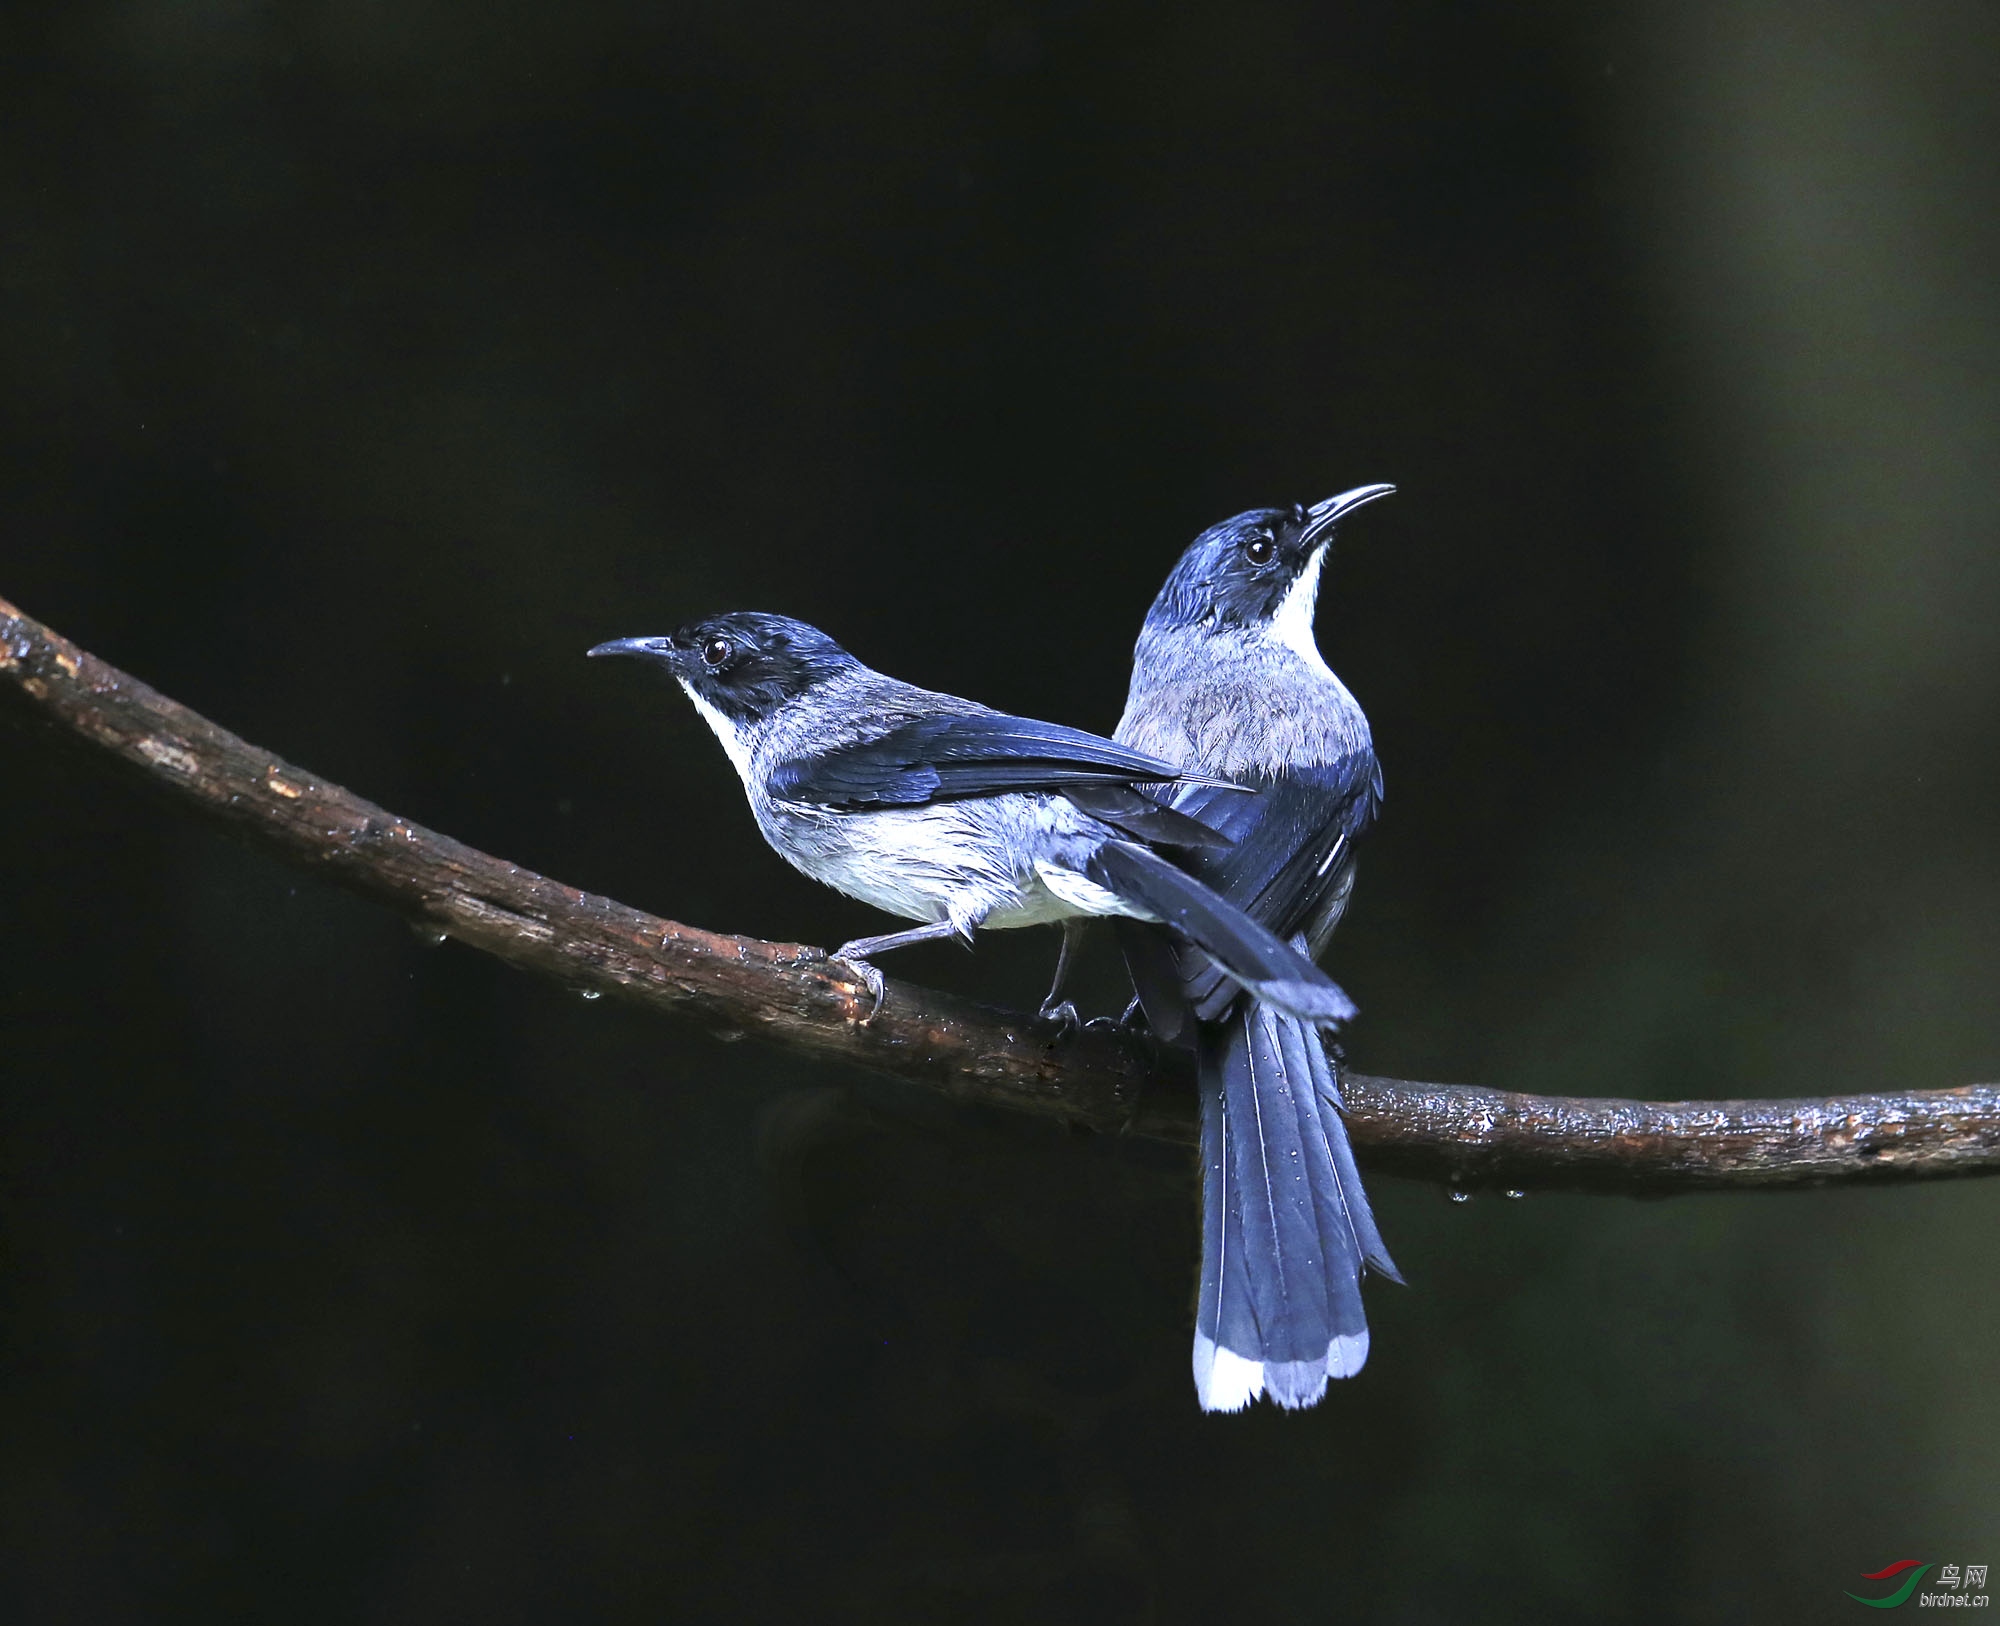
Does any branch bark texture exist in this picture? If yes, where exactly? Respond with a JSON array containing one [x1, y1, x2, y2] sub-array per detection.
[[5, 592, 1997, 1194]]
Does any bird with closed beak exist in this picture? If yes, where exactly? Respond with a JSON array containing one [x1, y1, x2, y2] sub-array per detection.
[[588, 611, 1361, 1030], [1110, 483, 1403, 1412]]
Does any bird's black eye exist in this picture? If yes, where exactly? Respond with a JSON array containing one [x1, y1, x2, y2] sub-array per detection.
[[1244, 534, 1275, 566], [702, 636, 733, 668]]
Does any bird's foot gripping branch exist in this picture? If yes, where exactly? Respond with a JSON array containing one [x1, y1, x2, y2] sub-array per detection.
[[3, 590, 1998, 1194]]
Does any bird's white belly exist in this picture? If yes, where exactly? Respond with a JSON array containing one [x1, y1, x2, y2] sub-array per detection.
[[763, 800, 1025, 928], [760, 796, 1135, 935]]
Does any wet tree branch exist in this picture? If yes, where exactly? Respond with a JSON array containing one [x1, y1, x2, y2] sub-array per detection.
[[5, 592, 1997, 1194]]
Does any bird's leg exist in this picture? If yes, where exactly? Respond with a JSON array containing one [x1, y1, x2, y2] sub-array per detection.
[[1323, 1035, 1347, 1109], [830, 919, 972, 1022], [1036, 919, 1090, 1032]]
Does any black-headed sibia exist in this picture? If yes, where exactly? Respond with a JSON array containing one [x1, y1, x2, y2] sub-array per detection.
[[1110, 483, 1403, 1413], [587, 612, 1361, 1028]]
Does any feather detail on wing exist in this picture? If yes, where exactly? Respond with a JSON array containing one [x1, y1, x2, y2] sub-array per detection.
[[1060, 783, 1235, 850], [1139, 755, 1379, 1020], [1149, 755, 1379, 941], [1085, 841, 1357, 1026], [766, 713, 1235, 809]]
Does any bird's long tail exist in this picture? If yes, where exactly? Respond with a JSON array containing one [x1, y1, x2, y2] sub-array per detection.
[[1085, 840, 1356, 1027], [1194, 1001, 1401, 1412]]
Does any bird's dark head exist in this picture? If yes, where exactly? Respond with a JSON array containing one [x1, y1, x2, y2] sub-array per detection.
[[1142, 484, 1394, 643], [588, 611, 860, 727]]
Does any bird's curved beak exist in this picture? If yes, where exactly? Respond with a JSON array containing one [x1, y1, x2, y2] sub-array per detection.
[[587, 635, 680, 664], [1300, 482, 1396, 550]]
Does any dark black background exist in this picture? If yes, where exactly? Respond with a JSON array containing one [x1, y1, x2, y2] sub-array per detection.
[[4, 2, 1997, 1620]]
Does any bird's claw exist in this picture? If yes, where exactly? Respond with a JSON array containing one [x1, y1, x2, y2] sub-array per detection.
[[1035, 998, 1081, 1038], [829, 948, 886, 1023]]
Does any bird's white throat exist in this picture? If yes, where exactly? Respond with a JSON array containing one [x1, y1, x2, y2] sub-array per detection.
[[678, 679, 758, 786], [1268, 545, 1335, 679]]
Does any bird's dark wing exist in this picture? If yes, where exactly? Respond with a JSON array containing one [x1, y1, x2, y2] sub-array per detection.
[[1120, 755, 1379, 1025], [1059, 783, 1235, 850], [1153, 753, 1382, 941], [766, 712, 1205, 809], [1085, 841, 1356, 1026]]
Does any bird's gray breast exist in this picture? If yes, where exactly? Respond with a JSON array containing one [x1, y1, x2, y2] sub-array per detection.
[[1116, 627, 1370, 777]]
